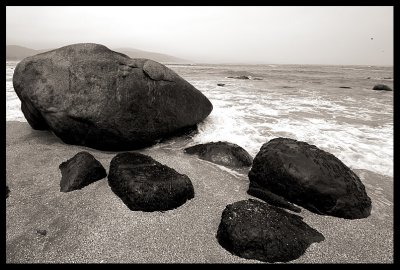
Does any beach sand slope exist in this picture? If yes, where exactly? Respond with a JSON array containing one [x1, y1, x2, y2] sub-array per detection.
[[6, 121, 393, 263]]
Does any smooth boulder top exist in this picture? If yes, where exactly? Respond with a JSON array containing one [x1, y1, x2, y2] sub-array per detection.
[[59, 151, 107, 192], [248, 137, 372, 219], [108, 152, 195, 212], [216, 199, 325, 263], [184, 141, 253, 168], [12, 43, 213, 150]]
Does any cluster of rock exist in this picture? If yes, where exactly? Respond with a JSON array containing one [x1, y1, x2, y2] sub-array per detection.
[[206, 137, 372, 262], [58, 151, 194, 212], [11, 43, 374, 263]]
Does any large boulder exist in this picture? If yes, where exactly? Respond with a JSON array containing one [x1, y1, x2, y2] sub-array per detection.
[[248, 138, 372, 219], [59, 151, 107, 192], [372, 84, 392, 91], [12, 43, 213, 150], [184, 141, 253, 168], [108, 152, 194, 212], [216, 199, 324, 263]]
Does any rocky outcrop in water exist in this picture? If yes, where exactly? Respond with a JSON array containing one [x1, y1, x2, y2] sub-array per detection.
[[59, 151, 107, 192], [108, 152, 194, 212], [373, 84, 392, 91], [248, 138, 372, 219], [228, 76, 250, 80], [12, 43, 213, 151], [184, 141, 253, 168], [216, 199, 325, 263]]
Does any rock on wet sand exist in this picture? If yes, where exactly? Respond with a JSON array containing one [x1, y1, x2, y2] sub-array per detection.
[[12, 43, 213, 151], [184, 141, 253, 168], [216, 199, 325, 263], [59, 151, 107, 192], [248, 137, 372, 219], [108, 152, 195, 212]]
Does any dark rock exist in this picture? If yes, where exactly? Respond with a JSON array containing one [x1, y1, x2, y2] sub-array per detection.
[[248, 138, 372, 219], [6, 185, 10, 199], [216, 199, 324, 263], [36, 229, 47, 236], [227, 76, 250, 80], [366, 77, 371, 79], [247, 182, 301, 213], [59, 151, 107, 192], [373, 84, 392, 91], [184, 141, 253, 168], [13, 43, 213, 151], [217, 83, 225, 86], [339, 86, 352, 89], [383, 77, 392, 79], [108, 152, 194, 212]]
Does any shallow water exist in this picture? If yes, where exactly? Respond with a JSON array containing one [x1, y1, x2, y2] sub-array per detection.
[[6, 61, 393, 177]]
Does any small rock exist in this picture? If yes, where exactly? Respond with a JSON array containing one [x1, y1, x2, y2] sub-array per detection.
[[227, 76, 250, 80], [108, 152, 194, 212], [59, 151, 107, 192], [339, 86, 352, 89], [373, 84, 392, 91], [6, 185, 10, 199], [184, 141, 253, 168], [36, 229, 47, 236], [216, 199, 325, 263], [217, 83, 225, 86]]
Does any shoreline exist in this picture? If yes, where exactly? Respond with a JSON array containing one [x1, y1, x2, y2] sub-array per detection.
[[6, 121, 393, 263]]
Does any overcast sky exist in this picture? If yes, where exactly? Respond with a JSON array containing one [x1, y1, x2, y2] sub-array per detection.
[[6, 6, 393, 65]]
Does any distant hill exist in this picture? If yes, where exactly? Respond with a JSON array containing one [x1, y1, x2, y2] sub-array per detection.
[[6, 45, 191, 63], [6, 45, 49, 60], [114, 48, 190, 63]]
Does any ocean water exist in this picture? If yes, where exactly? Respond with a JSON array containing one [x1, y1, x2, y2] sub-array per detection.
[[6, 61, 393, 177]]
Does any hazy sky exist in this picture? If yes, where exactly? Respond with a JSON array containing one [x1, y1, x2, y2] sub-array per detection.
[[6, 6, 393, 65]]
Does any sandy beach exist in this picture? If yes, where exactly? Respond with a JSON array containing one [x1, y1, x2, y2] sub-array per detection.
[[6, 121, 393, 263]]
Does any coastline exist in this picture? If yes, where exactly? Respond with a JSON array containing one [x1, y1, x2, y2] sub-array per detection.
[[6, 121, 393, 263]]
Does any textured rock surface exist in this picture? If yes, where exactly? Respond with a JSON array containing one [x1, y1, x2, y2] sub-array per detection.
[[12, 43, 213, 150], [184, 141, 253, 168], [373, 84, 392, 91], [108, 152, 194, 212], [59, 151, 107, 192], [248, 138, 372, 219], [216, 199, 325, 263], [247, 182, 301, 213]]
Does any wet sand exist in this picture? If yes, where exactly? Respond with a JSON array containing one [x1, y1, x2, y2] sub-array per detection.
[[6, 121, 393, 263]]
